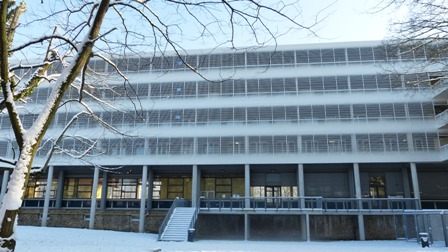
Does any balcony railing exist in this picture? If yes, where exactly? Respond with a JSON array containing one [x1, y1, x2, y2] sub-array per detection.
[[200, 196, 322, 211], [322, 198, 419, 212], [22, 197, 420, 213], [200, 197, 419, 213]]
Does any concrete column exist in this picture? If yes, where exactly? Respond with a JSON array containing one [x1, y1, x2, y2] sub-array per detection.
[[353, 163, 365, 241], [147, 168, 153, 211], [401, 167, 411, 198], [0, 170, 10, 201], [298, 164, 305, 207], [55, 170, 64, 208], [244, 213, 250, 240], [353, 163, 362, 198], [348, 168, 355, 197], [89, 166, 100, 229], [41, 165, 54, 227], [305, 214, 311, 242], [139, 165, 148, 233], [197, 167, 201, 202], [351, 134, 357, 153], [100, 171, 108, 210], [245, 164, 250, 208], [410, 163, 421, 209], [407, 133, 414, 152], [192, 165, 198, 207], [298, 164, 307, 240]]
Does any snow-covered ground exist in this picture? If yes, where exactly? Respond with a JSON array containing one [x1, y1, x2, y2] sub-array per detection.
[[15, 225, 448, 252]]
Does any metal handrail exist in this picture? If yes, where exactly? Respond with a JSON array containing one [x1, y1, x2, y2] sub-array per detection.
[[199, 196, 419, 212], [200, 196, 323, 211], [158, 197, 189, 240], [322, 198, 419, 212], [189, 196, 201, 230]]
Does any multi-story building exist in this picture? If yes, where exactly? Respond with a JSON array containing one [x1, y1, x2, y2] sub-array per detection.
[[0, 41, 447, 241]]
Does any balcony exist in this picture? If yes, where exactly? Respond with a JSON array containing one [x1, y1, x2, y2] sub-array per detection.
[[436, 109, 448, 128], [199, 196, 419, 215]]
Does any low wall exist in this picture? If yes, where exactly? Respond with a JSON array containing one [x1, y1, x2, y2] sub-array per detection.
[[18, 209, 167, 233], [20, 209, 438, 241]]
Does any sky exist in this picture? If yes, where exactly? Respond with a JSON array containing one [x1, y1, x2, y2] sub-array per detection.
[[289, 0, 406, 44], [14, 0, 407, 58]]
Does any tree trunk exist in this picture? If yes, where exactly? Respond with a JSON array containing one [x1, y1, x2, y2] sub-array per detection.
[[0, 210, 18, 251]]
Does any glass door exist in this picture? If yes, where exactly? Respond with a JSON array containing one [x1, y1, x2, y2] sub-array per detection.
[[266, 186, 281, 208]]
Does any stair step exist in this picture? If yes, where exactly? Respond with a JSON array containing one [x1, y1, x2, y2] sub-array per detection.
[[160, 207, 198, 242]]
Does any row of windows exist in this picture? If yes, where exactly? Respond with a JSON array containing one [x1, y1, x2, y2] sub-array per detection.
[[20, 44, 434, 76], [23, 74, 431, 104], [25, 177, 144, 200], [0, 102, 434, 130], [17, 132, 437, 157], [19, 171, 413, 201]]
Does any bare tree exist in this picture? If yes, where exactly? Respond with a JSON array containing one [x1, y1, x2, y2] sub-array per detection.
[[0, 0, 323, 250], [375, 0, 448, 86]]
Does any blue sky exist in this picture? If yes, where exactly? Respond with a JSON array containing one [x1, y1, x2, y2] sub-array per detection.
[[13, 0, 406, 58]]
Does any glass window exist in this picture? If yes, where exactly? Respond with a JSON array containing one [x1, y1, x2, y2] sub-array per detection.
[[297, 77, 310, 92], [308, 50, 321, 63], [310, 77, 323, 91], [296, 50, 308, 64], [299, 106, 312, 120], [334, 48, 346, 63], [321, 49, 334, 63], [363, 75, 377, 90], [25, 176, 57, 199], [63, 178, 100, 199], [247, 79, 258, 94], [350, 75, 363, 90], [347, 48, 361, 61], [360, 47, 374, 61], [336, 76, 349, 90], [373, 46, 387, 61], [107, 178, 139, 199], [408, 103, 423, 117]]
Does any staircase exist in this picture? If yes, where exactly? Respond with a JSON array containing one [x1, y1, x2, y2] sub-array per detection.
[[159, 207, 196, 241]]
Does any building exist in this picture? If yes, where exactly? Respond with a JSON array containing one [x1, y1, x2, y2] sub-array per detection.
[[0, 41, 447, 241]]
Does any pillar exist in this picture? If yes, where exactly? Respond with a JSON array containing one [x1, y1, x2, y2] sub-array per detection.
[[192, 165, 199, 207], [245, 164, 250, 208], [353, 163, 365, 241], [298, 164, 305, 206], [147, 168, 153, 211], [0, 170, 10, 202], [305, 214, 311, 242], [55, 170, 64, 208], [410, 162, 421, 209], [89, 166, 100, 229], [401, 167, 411, 198], [298, 164, 307, 240], [100, 171, 108, 210], [41, 165, 54, 226], [353, 163, 362, 198], [244, 213, 250, 240], [139, 165, 148, 233]]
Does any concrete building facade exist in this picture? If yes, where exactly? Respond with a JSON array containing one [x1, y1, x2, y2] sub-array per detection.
[[1, 41, 448, 241]]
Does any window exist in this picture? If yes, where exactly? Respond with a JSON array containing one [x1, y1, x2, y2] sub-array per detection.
[[369, 176, 386, 198], [25, 176, 57, 199], [107, 178, 140, 199], [63, 178, 102, 199]]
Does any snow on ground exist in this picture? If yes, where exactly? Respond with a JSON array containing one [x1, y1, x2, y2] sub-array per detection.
[[15, 225, 448, 252]]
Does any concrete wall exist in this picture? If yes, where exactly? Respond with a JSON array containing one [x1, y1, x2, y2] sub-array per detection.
[[364, 215, 396, 240], [20, 209, 434, 241], [250, 215, 302, 241], [18, 209, 167, 233], [310, 215, 358, 240], [196, 214, 244, 240]]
